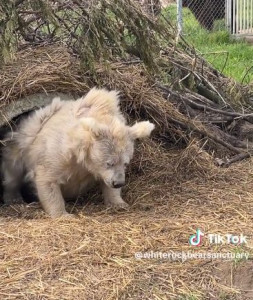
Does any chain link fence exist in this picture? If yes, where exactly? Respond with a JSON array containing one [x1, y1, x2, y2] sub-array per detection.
[[181, 0, 226, 31], [163, 0, 253, 37], [163, 0, 227, 37]]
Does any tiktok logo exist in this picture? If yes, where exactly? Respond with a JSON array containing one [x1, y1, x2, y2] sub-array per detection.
[[189, 229, 204, 246]]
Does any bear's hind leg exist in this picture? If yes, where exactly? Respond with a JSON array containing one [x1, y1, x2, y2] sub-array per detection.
[[2, 159, 24, 205]]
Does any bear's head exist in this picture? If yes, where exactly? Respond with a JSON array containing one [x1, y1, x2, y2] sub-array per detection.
[[69, 117, 155, 188]]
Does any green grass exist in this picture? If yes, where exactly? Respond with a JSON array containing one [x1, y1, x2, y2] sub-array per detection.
[[162, 5, 253, 84]]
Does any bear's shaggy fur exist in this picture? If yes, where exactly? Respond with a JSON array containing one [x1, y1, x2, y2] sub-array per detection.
[[1, 88, 154, 217]]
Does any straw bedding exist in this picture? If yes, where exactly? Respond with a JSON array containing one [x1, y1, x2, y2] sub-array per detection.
[[0, 145, 253, 299], [0, 46, 252, 299]]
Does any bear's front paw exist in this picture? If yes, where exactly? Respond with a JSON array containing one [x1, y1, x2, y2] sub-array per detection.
[[106, 200, 129, 210], [49, 211, 75, 219], [60, 212, 76, 219]]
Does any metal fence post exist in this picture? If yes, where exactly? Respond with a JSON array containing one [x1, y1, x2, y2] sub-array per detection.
[[177, 0, 183, 39], [226, 0, 231, 33]]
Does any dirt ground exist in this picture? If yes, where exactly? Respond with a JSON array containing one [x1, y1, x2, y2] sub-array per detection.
[[0, 144, 253, 300]]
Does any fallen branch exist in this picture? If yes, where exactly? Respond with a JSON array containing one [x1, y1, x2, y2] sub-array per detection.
[[215, 152, 251, 167], [158, 84, 253, 120], [156, 84, 252, 155], [167, 115, 243, 155]]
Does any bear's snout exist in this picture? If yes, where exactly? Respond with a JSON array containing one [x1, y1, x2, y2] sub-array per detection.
[[112, 180, 125, 188]]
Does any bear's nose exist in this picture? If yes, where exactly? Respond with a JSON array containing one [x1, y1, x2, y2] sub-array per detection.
[[112, 181, 125, 188]]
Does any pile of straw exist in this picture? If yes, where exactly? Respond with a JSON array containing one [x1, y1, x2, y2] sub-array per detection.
[[0, 143, 253, 299], [0, 44, 252, 165]]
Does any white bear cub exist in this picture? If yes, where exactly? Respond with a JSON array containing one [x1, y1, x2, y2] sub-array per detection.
[[1, 88, 155, 217]]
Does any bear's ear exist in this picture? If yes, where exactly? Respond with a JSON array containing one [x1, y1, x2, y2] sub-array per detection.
[[129, 121, 155, 140], [79, 117, 106, 137]]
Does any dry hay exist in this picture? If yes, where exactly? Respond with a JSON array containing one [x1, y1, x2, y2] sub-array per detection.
[[0, 40, 253, 300], [0, 45, 190, 144], [0, 46, 90, 105], [0, 146, 253, 299], [0, 45, 248, 154]]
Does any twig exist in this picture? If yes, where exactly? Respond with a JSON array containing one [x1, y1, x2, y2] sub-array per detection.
[[179, 72, 191, 84], [52, 12, 79, 40], [241, 66, 253, 84], [15, 0, 26, 6], [168, 59, 228, 107], [221, 51, 229, 74], [193, 71, 228, 107]]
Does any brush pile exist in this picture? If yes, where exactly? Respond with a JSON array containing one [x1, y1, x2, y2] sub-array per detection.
[[0, 0, 253, 167]]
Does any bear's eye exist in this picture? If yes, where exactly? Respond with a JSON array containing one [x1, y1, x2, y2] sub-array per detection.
[[107, 162, 115, 168]]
